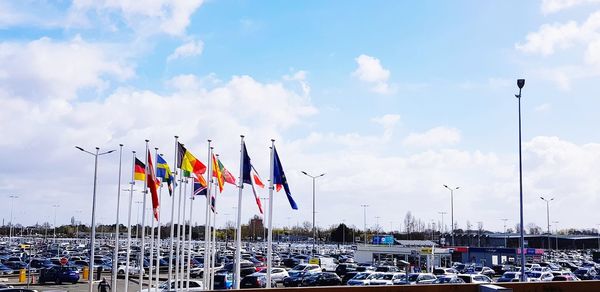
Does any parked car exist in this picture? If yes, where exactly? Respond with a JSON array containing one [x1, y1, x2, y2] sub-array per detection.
[[552, 275, 579, 281], [456, 274, 493, 284], [282, 271, 310, 287], [240, 274, 275, 289], [346, 272, 377, 286], [369, 272, 403, 285], [526, 271, 554, 282], [29, 259, 53, 270], [254, 268, 288, 283], [375, 265, 399, 272], [574, 268, 597, 280], [335, 263, 357, 276], [0, 264, 14, 275], [141, 280, 203, 292], [405, 273, 437, 285], [341, 271, 359, 285], [38, 266, 80, 284], [301, 272, 342, 287], [432, 267, 458, 276], [497, 271, 521, 282], [213, 272, 233, 290], [433, 275, 465, 284]]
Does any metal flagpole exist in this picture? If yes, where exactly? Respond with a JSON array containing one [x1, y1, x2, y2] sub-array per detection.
[[186, 180, 194, 289], [179, 178, 188, 287], [209, 179, 218, 290], [175, 175, 184, 286], [155, 183, 162, 292], [203, 142, 213, 289], [140, 140, 150, 292], [147, 147, 158, 291], [206, 183, 214, 291], [112, 144, 123, 291], [266, 140, 275, 288], [234, 136, 245, 289], [124, 151, 136, 292], [168, 136, 179, 286]]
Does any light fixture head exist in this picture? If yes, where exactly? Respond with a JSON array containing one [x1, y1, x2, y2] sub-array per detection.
[[517, 79, 525, 89]]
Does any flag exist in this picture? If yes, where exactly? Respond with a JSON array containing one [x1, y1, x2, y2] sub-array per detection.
[[193, 178, 216, 212], [273, 146, 298, 210], [134, 158, 145, 181], [241, 142, 264, 214], [251, 166, 265, 188], [147, 150, 160, 220], [218, 158, 236, 185], [212, 154, 224, 193], [156, 154, 174, 196], [177, 142, 207, 186]]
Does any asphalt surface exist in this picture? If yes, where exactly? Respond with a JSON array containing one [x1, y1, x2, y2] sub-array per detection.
[[6, 279, 148, 292]]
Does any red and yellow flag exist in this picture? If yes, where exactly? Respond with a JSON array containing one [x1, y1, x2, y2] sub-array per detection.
[[212, 154, 224, 193]]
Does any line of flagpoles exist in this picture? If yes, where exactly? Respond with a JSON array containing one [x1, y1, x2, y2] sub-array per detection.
[[109, 135, 297, 291]]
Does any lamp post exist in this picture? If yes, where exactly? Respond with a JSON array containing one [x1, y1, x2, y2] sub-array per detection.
[[75, 146, 115, 292], [8, 195, 18, 244], [361, 205, 369, 245], [301, 171, 325, 256], [501, 219, 509, 247], [514, 78, 526, 282], [443, 185, 459, 246], [52, 204, 60, 241], [438, 212, 447, 234], [597, 224, 600, 250], [540, 196, 554, 249], [553, 221, 559, 250]]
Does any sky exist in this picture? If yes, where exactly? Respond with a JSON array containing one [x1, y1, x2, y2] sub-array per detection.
[[1, 0, 600, 234]]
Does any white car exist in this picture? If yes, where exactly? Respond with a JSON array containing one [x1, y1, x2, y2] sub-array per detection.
[[346, 272, 373, 286], [457, 274, 493, 284], [527, 271, 554, 282], [290, 264, 321, 273], [141, 280, 203, 292], [369, 272, 404, 285], [254, 268, 289, 282], [117, 264, 144, 276]]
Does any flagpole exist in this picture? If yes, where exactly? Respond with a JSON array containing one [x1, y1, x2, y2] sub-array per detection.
[[186, 180, 194, 289], [175, 175, 184, 286], [179, 178, 188, 289], [148, 147, 158, 291], [206, 184, 213, 291], [140, 140, 150, 291], [203, 141, 213, 289], [266, 140, 275, 288], [210, 179, 218, 291], [155, 182, 162, 292], [234, 136, 245, 290], [124, 151, 136, 292], [112, 144, 123, 291], [169, 136, 179, 286]]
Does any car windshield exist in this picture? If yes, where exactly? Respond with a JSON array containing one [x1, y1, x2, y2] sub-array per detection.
[[353, 273, 370, 280], [503, 273, 517, 279], [367, 273, 382, 279], [529, 272, 542, 278], [293, 265, 307, 271], [408, 274, 419, 281], [382, 274, 394, 280], [437, 277, 455, 283]]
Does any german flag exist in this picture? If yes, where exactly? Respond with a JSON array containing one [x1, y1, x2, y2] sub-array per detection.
[[134, 158, 145, 181]]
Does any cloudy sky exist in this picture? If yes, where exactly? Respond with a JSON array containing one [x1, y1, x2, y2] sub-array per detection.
[[2, 0, 600, 233]]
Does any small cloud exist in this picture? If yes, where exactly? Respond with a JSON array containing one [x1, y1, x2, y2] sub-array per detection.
[[352, 54, 395, 94], [283, 70, 310, 97], [541, 0, 600, 14], [402, 126, 461, 148], [372, 114, 401, 140], [167, 39, 204, 62], [535, 103, 552, 112]]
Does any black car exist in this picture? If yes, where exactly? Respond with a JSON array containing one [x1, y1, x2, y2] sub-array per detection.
[[219, 262, 257, 277], [574, 268, 597, 280], [240, 274, 275, 289], [29, 259, 53, 269], [38, 265, 80, 285], [335, 263, 357, 276], [282, 271, 309, 287], [301, 272, 342, 287]]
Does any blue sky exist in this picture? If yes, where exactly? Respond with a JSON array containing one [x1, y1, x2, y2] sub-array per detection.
[[2, 0, 600, 233]]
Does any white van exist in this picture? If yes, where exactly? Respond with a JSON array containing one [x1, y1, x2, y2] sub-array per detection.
[[309, 257, 338, 272]]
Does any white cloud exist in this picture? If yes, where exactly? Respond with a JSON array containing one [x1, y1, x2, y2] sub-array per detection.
[[167, 40, 204, 61], [402, 127, 461, 148], [541, 0, 600, 14], [70, 0, 204, 36], [352, 54, 395, 94], [535, 103, 552, 112], [372, 114, 401, 140], [283, 70, 311, 97], [0, 37, 133, 101]]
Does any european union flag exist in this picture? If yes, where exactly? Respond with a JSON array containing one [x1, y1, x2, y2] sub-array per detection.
[[273, 146, 298, 210]]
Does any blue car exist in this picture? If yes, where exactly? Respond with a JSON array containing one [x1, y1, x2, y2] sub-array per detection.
[[39, 265, 80, 284], [214, 272, 234, 290], [0, 263, 14, 275]]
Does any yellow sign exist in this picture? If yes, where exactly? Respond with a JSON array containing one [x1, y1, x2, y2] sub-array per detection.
[[309, 258, 320, 265], [421, 247, 434, 254]]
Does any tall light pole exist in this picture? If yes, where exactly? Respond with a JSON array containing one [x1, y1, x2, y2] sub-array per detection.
[[361, 204, 369, 245], [75, 146, 115, 292], [438, 212, 447, 234], [515, 78, 526, 282], [301, 171, 325, 256], [443, 185, 459, 246], [52, 204, 60, 241], [8, 195, 18, 244], [540, 196, 554, 249], [553, 221, 559, 250], [501, 219, 509, 247]]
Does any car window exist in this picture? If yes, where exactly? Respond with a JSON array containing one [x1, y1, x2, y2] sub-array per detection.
[[189, 282, 200, 288]]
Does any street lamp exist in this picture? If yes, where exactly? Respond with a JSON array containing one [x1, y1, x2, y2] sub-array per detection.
[[75, 146, 115, 292], [8, 195, 18, 244], [301, 171, 325, 256], [501, 219, 509, 247], [361, 204, 369, 245], [52, 204, 60, 241], [553, 221, 559, 250], [514, 78, 526, 282], [443, 185, 459, 246], [438, 212, 447, 234], [540, 196, 554, 249]]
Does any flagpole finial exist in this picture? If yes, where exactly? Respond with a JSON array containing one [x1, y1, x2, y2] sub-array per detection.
[[155, 147, 158, 151], [240, 135, 245, 138], [119, 143, 123, 147], [132, 151, 136, 154], [145, 139, 149, 143], [175, 135, 179, 139], [208, 139, 212, 143], [95, 147, 100, 150], [271, 139, 275, 142]]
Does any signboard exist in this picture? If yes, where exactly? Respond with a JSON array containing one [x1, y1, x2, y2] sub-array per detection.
[[371, 235, 394, 245], [421, 247, 434, 254], [308, 258, 320, 265], [60, 257, 68, 266]]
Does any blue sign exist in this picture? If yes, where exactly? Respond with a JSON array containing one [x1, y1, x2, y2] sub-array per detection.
[[372, 235, 394, 245]]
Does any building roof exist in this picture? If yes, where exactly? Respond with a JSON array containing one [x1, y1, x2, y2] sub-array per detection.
[[394, 239, 436, 247]]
